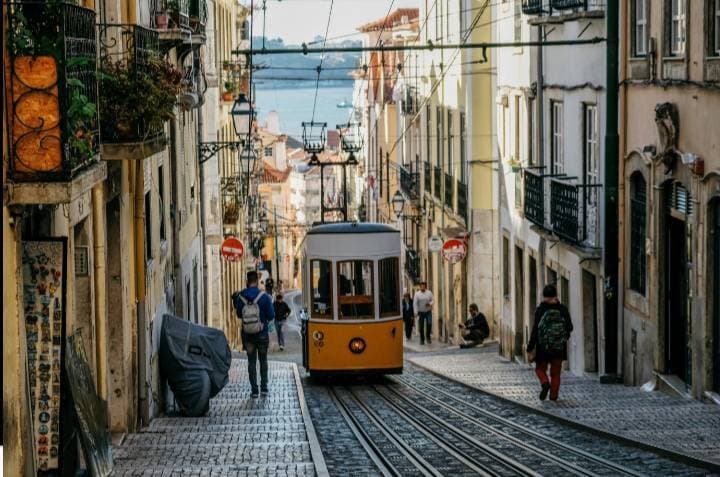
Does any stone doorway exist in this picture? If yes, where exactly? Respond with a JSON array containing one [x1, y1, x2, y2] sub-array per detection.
[[514, 246, 524, 359]]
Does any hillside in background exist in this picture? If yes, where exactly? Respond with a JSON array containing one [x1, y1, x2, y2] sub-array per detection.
[[251, 36, 361, 89]]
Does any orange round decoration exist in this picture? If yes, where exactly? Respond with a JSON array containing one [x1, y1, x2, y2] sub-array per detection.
[[220, 237, 244, 262]]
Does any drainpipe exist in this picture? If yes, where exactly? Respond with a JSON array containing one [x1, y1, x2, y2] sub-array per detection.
[[91, 184, 108, 400], [537, 24, 546, 293], [618, 0, 629, 382], [196, 82, 208, 325], [603, 0, 620, 378]]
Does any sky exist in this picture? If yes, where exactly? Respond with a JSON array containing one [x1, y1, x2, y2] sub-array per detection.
[[249, 0, 418, 45]]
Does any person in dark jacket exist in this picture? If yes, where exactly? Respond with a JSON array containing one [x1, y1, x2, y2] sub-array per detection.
[[402, 293, 414, 340], [459, 303, 490, 348], [273, 293, 291, 351], [527, 284, 573, 401], [233, 271, 275, 398]]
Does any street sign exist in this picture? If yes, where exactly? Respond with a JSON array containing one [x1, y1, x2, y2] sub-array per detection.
[[428, 235, 443, 252], [441, 238, 467, 263], [220, 237, 244, 261]]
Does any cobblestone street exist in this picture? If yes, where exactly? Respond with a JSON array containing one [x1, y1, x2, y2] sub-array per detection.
[[112, 360, 325, 476], [407, 343, 720, 466]]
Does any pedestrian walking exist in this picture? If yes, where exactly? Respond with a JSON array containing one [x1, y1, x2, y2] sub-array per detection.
[[402, 292, 414, 340], [233, 271, 275, 398], [527, 284, 573, 401], [459, 303, 489, 348], [413, 281, 435, 345], [273, 293, 291, 351], [264, 276, 275, 297]]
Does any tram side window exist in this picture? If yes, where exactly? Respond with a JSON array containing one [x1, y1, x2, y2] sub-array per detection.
[[379, 257, 400, 317], [337, 260, 374, 319], [311, 259, 333, 318]]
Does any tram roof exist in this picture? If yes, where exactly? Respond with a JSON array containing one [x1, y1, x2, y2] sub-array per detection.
[[307, 222, 398, 235]]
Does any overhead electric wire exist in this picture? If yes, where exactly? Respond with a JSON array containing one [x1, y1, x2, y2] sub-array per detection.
[[310, 0, 335, 124]]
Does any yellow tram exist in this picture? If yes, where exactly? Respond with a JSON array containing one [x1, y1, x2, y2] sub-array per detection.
[[300, 222, 403, 376]]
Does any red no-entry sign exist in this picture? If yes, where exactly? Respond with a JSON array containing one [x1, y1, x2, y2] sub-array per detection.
[[441, 238, 467, 263], [220, 237, 244, 261]]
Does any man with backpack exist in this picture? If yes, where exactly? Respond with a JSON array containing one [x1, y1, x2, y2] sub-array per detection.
[[233, 271, 275, 398], [273, 293, 291, 351], [527, 284, 573, 401]]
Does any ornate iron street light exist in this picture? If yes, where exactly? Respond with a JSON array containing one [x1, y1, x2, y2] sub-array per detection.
[[337, 122, 363, 165], [391, 190, 406, 219], [231, 92, 253, 137]]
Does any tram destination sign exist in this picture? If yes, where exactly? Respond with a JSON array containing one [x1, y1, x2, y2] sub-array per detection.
[[220, 237, 244, 262], [441, 238, 467, 263]]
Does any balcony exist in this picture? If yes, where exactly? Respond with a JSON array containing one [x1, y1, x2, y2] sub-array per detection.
[[522, 0, 545, 14], [219, 61, 248, 103], [444, 173, 454, 209], [433, 165, 441, 200], [189, 0, 208, 36], [405, 248, 421, 283], [98, 24, 172, 160], [5, 1, 106, 199], [424, 161, 431, 196], [551, 0, 586, 9], [550, 179, 600, 247], [155, 0, 191, 43], [457, 181, 468, 221], [399, 165, 420, 201], [523, 170, 545, 227], [402, 88, 417, 116]]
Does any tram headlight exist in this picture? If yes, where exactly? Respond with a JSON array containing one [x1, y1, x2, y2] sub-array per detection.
[[348, 337, 366, 354]]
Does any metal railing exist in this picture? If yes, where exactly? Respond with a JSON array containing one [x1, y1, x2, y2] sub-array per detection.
[[5, 1, 100, 181], [522, 0, 545, 14], [189, 0, 207, 34], [98, 24, 164, 143], [551, 0, 589, 10], [523, 169, 545, 227], [444, 172, 454, 209], [424, 161, 431, 196], [433, 165, 441, 200], [405, 248, 421, 283], [549, 178, 601, 247], [399, 165, 420, 201], [457, 181, 468, 221], [166, 0, 190, 30]]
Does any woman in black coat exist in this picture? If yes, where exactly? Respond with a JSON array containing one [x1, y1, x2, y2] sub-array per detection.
[[402, 293, 414, 340]]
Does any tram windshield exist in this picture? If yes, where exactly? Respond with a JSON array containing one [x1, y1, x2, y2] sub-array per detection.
[[311, 259, 333, 318], [337, 260, 374, 319], [379, 258, 400, 317]]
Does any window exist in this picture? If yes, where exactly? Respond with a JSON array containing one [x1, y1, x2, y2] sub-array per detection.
[[629, 173, 647, 294], [436, 106, 443, 168], [584, 104, 599, 205], [158, 165, 166, 241], [633, 0, 648, 56], [311, 259, 333, 318], [711, 0, 720, 56], [264, 146, 273, 157], [425, 104, 432, 164], [503, 235, 510, 297], [514, 0, 522, 43], [386, 152, 390, 200], [670, 0, 686, 56], [447, 110, 453, 173], [337, 260, 374, 319], [528, 98, 536, 165], [550, 101, 564, 174], [379, 148, 383, 198], [144, 191, 152, 262], [514, 96, 521, 161], [379, 258, 399, 316], [716, 0, 720, 55], [460, 112, 467, 184]]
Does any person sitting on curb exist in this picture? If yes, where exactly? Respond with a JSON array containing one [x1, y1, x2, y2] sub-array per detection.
[[459, 303, 490, 348]]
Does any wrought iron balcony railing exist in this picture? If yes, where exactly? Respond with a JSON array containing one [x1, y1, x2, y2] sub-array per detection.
[[399, 165, 420, 201], [5, 1, 100, 182], [157, 0, 190, 31], [189, 0, 208, 34], [523, 169, 545, 227], [424, 161, 431, 196], [433, 165, 441, 200], [550, 179, 601, 247], [550, 0, 587, 10], [457, 181, 468, 221], [405, 248, 421, 283], [444, 172, 454, 209], [98, 24, 167, 144], [522, 0, 545, 14]]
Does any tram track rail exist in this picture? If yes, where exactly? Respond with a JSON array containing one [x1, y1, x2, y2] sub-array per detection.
[[386, 376, 647, 476]]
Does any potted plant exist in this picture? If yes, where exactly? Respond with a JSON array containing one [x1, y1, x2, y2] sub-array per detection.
[[507, 156, 522, 173], [222, 81, 234, 102]]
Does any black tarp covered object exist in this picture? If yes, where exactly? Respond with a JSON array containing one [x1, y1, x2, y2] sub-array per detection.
[[159, 314, 231, 416]]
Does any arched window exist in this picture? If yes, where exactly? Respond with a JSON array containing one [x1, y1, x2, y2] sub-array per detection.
[[629, 172, 647, 294]]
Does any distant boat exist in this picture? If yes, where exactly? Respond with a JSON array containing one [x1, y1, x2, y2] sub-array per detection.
[[336, 98, 352, 109]]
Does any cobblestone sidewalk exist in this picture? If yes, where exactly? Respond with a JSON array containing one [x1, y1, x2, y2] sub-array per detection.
[[112, 360, 325, 476], [407, 344, 720, 465]]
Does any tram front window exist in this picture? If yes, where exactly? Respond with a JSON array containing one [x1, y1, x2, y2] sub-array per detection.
[[379, 257, 400, 317], [311, 259, 333, 318], [337, 260, 374, 319]]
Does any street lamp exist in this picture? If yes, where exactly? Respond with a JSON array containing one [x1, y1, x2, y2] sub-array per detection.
[[231, 92, 253, 137], [239, 141, 257, 177], [391, 190, 406, 219]]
